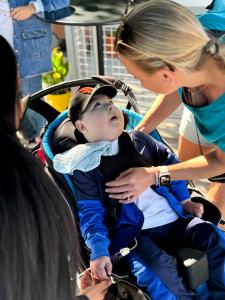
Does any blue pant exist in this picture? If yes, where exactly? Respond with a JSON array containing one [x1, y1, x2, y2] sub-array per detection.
[[123, 218, 225, 300]]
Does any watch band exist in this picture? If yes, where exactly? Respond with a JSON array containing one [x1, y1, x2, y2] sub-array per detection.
[[155, 166, 171, 186], [155, 167, 160, 186]]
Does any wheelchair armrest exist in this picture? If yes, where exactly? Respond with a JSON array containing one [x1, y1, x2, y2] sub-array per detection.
[[177, 247, 209, 290], [208, 173, 225, 183]]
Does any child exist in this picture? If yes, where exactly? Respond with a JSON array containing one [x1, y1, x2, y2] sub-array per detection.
[[53, 85, 225, 300]]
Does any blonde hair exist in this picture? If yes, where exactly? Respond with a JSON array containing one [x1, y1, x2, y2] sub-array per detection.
[[116, 0, 225, 73]]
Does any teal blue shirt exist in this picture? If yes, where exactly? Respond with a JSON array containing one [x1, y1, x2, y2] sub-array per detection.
[[176, 2, 225, 152], [178, 89, 225, 152]]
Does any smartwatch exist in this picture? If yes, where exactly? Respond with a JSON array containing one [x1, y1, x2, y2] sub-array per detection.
[[155, 166, 171, 187]]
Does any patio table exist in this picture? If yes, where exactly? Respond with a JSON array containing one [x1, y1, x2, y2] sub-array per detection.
[[37, 0, 128, 75]]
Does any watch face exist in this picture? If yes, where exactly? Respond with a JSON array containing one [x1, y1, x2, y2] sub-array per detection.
[[160, 175, 171, 187]]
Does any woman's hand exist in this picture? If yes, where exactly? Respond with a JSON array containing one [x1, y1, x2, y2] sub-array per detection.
[[11, 5, 36, 20], [105, 167, 156, 203], [79, 270, 111, 300]]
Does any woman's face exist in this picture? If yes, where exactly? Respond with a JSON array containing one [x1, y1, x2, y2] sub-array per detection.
[[119, 54, 179, 95]]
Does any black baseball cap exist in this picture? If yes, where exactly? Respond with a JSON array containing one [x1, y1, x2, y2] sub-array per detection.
[[68, 84, 117, 124]]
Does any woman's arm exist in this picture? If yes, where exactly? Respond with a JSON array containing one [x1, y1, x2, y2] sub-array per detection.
[[105, 148, 225, 202], [136, 91, 181, 133], [166, 148, 225, 181]]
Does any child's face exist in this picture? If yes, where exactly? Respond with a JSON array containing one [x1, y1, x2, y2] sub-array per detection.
[[75, 95, 124, 142]]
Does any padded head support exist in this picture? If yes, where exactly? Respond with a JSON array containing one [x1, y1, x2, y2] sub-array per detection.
[[52, 118, 77, 154]]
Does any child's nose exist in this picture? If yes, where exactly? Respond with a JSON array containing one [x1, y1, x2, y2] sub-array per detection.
[[108, 103, 113, 111]]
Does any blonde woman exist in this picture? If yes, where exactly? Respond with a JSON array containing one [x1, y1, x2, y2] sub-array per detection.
[[105, 0, 225, 212]]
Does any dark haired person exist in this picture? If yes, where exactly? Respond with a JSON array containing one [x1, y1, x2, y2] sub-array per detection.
[[0, 35, 110, 300]]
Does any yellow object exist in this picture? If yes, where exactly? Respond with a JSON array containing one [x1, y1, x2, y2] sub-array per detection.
[[44, 90, 71, 112]]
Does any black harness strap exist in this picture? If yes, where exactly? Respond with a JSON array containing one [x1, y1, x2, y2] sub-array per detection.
[[99, 132, 150, 223]]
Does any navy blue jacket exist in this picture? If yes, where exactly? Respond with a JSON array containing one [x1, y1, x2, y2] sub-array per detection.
[[73, 131, 191, 261]]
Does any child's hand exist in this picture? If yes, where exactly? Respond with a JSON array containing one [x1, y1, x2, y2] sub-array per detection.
[[79, 270, 111, 300], [11, 5, 36, 20], [90, 256, 112, 280], [183, 199, 204, 218]]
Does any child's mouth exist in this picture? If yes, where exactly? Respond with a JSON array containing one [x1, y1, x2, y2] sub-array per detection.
[[110, 115, 118, 121]]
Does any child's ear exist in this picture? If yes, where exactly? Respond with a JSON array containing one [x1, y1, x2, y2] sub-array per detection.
[[75, 120, 87, 133]]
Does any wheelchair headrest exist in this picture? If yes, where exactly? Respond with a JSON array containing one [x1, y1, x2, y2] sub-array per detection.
[[52, 118, 77, 153]]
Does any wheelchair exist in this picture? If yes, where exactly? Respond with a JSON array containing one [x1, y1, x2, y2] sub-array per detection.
[[25, 76, 225, 300]]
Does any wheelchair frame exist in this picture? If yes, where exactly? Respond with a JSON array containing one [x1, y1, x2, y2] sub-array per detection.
[[25, 76, 224, 300]]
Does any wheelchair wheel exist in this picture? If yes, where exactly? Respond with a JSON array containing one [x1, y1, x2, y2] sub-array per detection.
[[105, 279, 150, 300]]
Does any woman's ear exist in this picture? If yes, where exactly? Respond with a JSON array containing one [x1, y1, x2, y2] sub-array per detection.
[[75, 120, 87, 134], [160, 67, 176, 84]]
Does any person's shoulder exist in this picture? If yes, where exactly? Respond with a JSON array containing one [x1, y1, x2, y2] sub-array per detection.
[[73, 167, 103, 187], [130, 130, 157, 144], [73, 166, 101, 178], [129, 130, 171, 156], [129, 129, 148, 139], [127, 130, 161, 156]]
